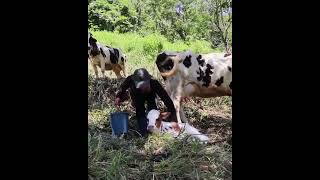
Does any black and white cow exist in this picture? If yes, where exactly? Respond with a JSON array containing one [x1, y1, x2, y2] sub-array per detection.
[[156, 51, 232, 123], [88, 32, 127, 79]]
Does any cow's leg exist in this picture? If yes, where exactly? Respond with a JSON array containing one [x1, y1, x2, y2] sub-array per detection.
[[92, 63, 99, 78], [176, 83, 199, 123], [165, 76, 186, 123], [172, 97, 182, 123], [179, 108, 188, 123], [112, 65, 123, 79], [121, 64, 126, 77], [100, 61, 106, 78]]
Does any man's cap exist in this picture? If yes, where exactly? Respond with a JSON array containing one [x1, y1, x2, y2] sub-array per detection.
[[132, 68, 151, 89]]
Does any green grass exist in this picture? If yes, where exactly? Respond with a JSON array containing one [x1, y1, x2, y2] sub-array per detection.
[[88, 31, 232, 180]]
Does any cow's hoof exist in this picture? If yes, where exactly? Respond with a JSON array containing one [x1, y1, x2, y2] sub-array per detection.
[[180, 96, 191, 103]]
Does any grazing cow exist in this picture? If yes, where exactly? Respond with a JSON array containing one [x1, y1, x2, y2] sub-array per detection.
[[155, 51, 232, 123], [88, 32, 127, 79], [147, 109, 209, 142]]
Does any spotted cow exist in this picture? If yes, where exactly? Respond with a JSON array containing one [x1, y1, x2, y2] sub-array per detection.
[[155, 51, 232, 123], [88, 32, 127, 79]]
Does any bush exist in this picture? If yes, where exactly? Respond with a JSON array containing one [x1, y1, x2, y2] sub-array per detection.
[[142, 34, 164, 58]]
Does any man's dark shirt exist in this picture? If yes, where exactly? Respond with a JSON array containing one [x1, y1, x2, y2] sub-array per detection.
[[116, 75, 177, 121]]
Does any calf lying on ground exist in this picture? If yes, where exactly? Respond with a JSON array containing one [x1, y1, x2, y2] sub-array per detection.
[[147, 109, 209, 142], [156, 51, 232, 123], [88, 32, 127, 79]]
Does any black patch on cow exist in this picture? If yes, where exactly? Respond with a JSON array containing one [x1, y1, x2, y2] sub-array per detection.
[[109, 48, 119, 64], [215, 76, 224, 87], [202, 64, 214, 87], [90, 49, 100, 56], [156, 53, 167, 72], [156, 52, 179, 73], [157, 58, 174, 73], [89, 36, 100, 56], [100, 48, 106, 58], [229, 81, 232, 89], [183, 55, 192, 68], [197, 68, 205, 81], [156, 52, 167, 64], [121, 57, 124, 62], [163, 59, 174, 71], [196, 55, 205, 67], [228, 66, 232, 72], [113, 48, 120, 59], [89, 36, 97, 44]]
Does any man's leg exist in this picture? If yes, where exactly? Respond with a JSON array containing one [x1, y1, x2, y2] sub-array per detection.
[[137, 116, 149, 137]]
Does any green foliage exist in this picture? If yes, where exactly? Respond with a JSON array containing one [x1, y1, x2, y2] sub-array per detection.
[[88, 0, 232, 51], [142, 34, 164, 58], [88, 0, 137, 33]]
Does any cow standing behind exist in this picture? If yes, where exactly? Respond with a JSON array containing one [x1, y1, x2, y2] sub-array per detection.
[[156, 51, 232, 123], [88, 32, 127, 79]]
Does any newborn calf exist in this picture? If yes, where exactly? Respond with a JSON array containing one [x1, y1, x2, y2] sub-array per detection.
[[146, 109, 209, 142]]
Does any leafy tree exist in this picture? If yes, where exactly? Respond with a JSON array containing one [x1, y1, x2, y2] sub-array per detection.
[[88, 0, 232, 52]]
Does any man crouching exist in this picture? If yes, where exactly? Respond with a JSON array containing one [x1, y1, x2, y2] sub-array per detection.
[[115, 68, 177, 137]]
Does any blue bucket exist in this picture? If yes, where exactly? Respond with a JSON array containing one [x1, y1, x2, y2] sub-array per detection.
[[110, 112, 129, 136]]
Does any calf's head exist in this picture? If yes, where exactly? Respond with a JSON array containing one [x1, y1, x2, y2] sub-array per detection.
[[147, 110, 171, 133]]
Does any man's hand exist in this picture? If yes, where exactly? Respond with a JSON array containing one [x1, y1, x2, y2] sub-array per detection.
[[115, 97, 121, 106]]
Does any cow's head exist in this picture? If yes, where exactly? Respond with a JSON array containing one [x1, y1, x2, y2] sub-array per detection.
[[147, 110, 171, 133], [156, 52, 181, 78], [88, 32, 100, 56], [120, 52, 128, 65]]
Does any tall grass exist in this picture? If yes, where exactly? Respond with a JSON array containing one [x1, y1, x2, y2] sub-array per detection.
[[90, 31, 217, 54]]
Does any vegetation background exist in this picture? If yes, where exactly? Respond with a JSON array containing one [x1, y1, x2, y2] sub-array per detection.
[[88, 0, 232, 179]]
